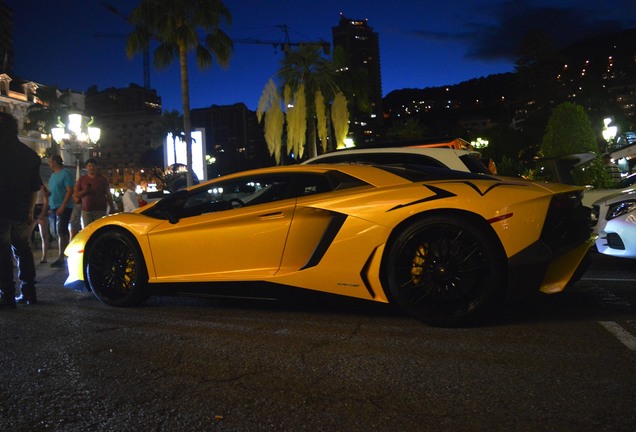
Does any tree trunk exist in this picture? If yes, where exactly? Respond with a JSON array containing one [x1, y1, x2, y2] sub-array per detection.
[[179, 44, 194, 187]]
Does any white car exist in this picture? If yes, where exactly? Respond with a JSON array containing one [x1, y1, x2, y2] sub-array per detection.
[[591, 189, 636, 258], [583, 173, 636, 207], [302, 147, 491, 174]]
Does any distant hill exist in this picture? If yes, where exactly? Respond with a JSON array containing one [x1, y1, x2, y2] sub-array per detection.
[[560, 28, 636, 80], [383, 73, 516, 115], [383, 28, 636, 115]]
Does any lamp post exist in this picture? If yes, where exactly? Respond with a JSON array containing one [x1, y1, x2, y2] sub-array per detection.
[[51, 113, 101, 179]]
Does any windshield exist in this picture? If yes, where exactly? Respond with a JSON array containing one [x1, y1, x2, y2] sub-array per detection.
[[376, 164, 495, 182]]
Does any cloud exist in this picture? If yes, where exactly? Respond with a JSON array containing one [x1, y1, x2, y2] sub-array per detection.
[[407, 0, 632, 62]]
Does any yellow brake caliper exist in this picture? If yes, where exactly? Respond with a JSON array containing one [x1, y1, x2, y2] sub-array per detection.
[[411, 244, 429, 285]]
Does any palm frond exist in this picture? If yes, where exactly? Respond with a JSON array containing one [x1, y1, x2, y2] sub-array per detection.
[[153, 43, 176, 69]]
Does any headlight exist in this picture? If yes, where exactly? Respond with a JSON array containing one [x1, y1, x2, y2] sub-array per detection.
[[606, 200, 636, 220]]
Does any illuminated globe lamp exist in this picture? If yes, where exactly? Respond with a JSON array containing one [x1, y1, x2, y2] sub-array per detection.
[[51, 114, 101, 179], [602, 118, 618, 150], [470, 137, 489, 149]]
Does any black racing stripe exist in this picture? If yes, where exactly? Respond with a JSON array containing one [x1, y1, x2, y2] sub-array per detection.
[[359, 246, 379, 299], [446, 180, 530, 196], [388, 180, 529, 212], [300, 212, 348, 270], [388, 184, 457, 212]]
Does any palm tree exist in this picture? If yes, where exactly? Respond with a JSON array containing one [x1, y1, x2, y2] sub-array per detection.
[[262, 44, 348, 161], [156, 109, 184, 165], [126, 0, 233, 187]]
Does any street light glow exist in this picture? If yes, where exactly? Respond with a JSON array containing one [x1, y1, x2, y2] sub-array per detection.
[[602, 117, 617, 143]]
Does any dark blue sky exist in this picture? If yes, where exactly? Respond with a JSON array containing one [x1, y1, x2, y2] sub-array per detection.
[[7, 0, 635, 112]]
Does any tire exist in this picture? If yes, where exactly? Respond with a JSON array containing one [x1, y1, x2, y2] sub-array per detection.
[[383, 215, 505, 327], [84, 229, 149, 307]]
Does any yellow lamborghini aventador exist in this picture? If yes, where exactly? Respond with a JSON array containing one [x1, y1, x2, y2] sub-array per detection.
[[64, 164, 594, 326]]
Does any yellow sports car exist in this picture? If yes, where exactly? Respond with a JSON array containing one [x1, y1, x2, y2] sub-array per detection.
[[65, 164, 594, 326]]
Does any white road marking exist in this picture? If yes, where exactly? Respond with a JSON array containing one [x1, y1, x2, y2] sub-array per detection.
[[598, 321, 636, 351]]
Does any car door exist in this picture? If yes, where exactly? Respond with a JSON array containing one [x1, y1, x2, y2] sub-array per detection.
[[147, 173, 296, 282]]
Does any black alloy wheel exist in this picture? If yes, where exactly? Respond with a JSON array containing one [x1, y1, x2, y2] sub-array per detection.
[[384, 215, 505, 327], [85, 229, 149, 307]]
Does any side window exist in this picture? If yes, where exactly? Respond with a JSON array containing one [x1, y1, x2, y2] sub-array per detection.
[[371, 153, 445, 168], [291, 172, 369, 198], [293, 174, 334, 198], [179, 187, 231, 218], [215, 174, 293, 207], [407, 155, 446, 169], [166, 174, 293, 219], [311, 152, 446, 169], [143, 171, 370, 221]]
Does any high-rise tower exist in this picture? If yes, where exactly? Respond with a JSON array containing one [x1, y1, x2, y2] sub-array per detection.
[[332, 14, 383, 146]]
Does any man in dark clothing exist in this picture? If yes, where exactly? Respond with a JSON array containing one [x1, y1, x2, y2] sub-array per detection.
[[0, 112, 42, 308]]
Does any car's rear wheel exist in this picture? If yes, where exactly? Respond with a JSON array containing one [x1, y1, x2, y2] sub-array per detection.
[[384, 215, 505, 327], [85, 229, 149, 307]]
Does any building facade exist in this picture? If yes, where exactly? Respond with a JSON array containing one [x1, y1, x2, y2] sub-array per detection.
[[85, 84, 163, 188], [332, 14, 383, 146], [0, 73, 50, 155], [191, 103, 270, 177]]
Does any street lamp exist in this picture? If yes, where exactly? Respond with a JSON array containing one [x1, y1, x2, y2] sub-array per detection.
[[470, 137, 489, 149], [602, 117, 618, 150], [51, 114, 101, 179]]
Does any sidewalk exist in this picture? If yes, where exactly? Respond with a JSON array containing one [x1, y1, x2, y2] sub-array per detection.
[[20, 236, 69, 283], [9, 238, 75, 305], [34, 257, 68, 282]]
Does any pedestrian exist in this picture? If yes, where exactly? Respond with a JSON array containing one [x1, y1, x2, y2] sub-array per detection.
[[122, 181, 139, 212], [47, 154, 75, 267], [30, 184, 50, 263], [603, 153, 622, 183], [0, 112, 42, 308], [74, 158, 115, 227], [69, 196, 82, 241]]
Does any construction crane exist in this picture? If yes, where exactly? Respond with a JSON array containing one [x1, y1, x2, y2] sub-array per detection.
[[233, 24, 330, 55], [98, 1, 150, 89]]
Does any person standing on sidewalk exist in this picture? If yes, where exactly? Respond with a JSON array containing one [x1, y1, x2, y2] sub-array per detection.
[[0, 112, 42, 308], [122, 181, 139, 212], [30, 185, 50, 263], [74, 158, 115, 228], [603, 153, 622, 183], [47, 154, 74, 267]]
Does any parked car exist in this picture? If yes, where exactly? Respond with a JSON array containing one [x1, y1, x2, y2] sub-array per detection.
[[302, 147, 491, 174], [531, 152, 596, 185], [591, 189, 636, 258], [582, 173, 636, 207], [64, 163, 593, 326]]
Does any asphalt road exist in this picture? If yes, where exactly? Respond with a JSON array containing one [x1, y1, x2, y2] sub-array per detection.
[[1, 251, 635, 432]]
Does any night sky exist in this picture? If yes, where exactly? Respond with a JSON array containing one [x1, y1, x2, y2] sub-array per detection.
[[6, 0, 635, 112]]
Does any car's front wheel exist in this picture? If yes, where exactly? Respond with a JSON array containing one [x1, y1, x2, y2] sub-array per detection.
[[84, 229, 149, 307], [383, 215, 505, 327]]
